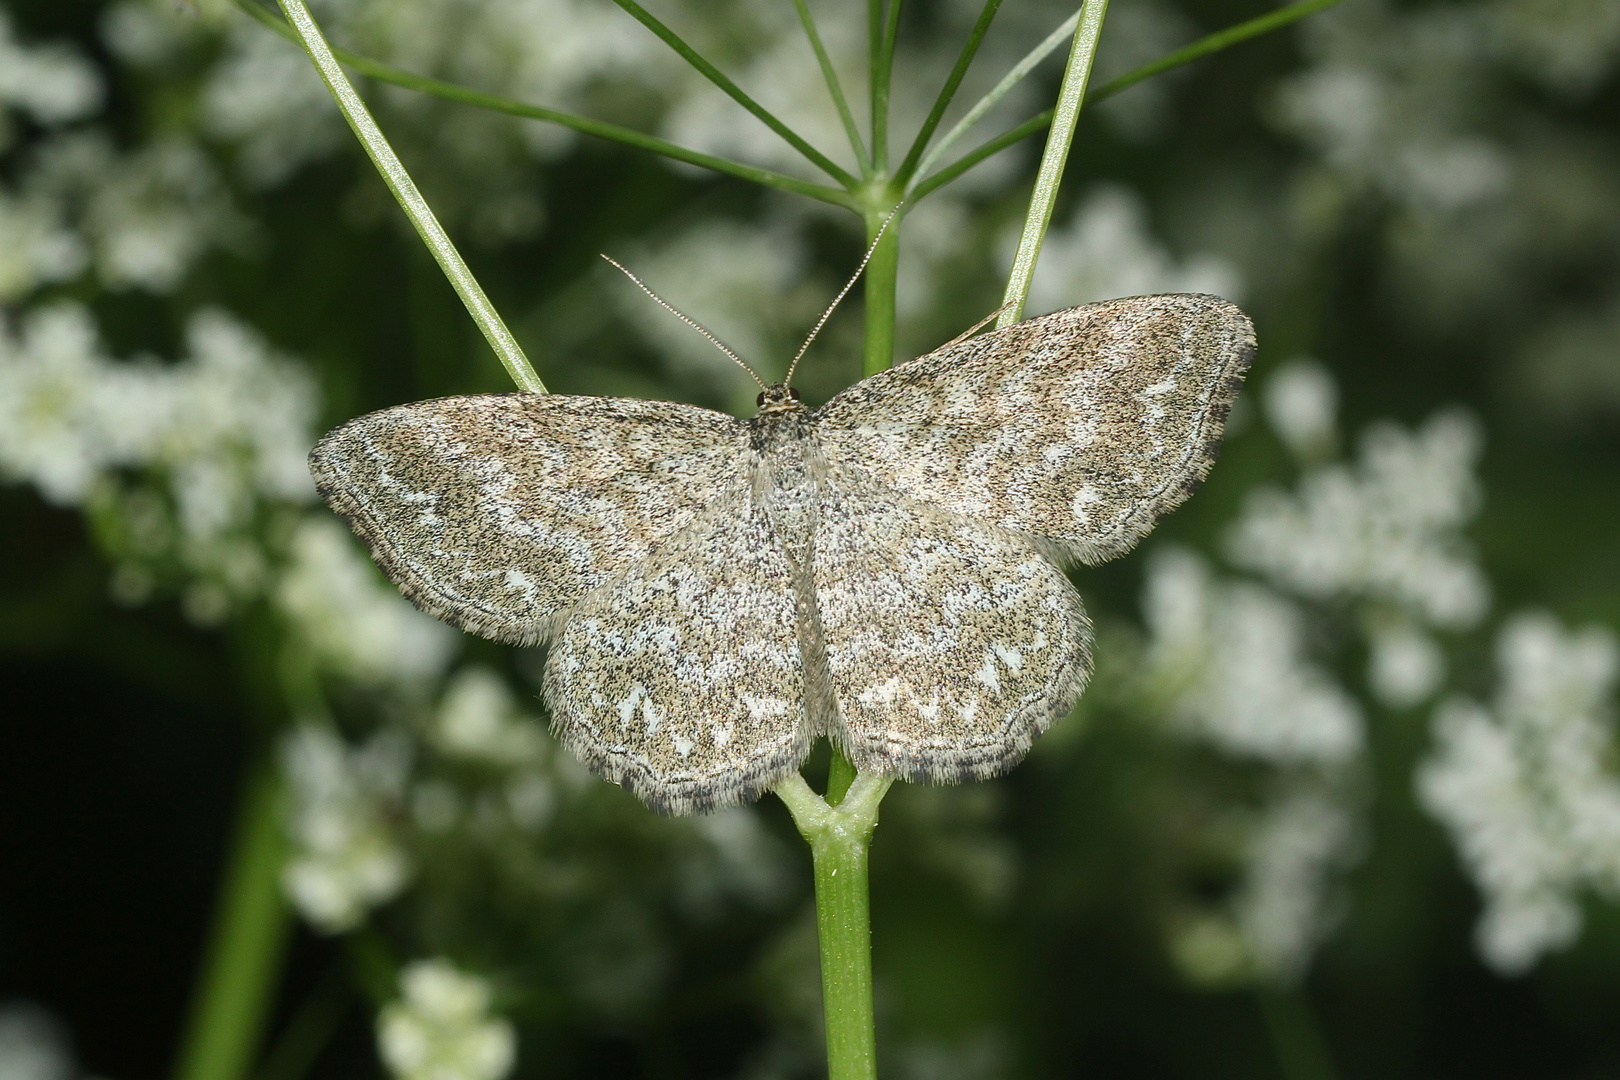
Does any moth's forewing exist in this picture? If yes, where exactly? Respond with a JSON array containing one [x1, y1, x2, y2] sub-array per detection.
[[813, 294, 1254, 565], [309, 394, 749, 645]]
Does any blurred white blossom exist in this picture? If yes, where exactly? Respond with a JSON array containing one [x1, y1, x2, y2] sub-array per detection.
[[205, 0, 655, 191], [0, 303, 117, 505], [1418, 612, 1620, 974], [276, 517, 458, 686], [26, 132, 248, 292], [1016, 185, 1243, 316], [378, 960, 516, 1080], [1234, 788, 1360, 982], [1487, 0, 1620, 97], [0, 1005, 77, 1080], [1367, 621, 1446, 709], [1262, 359, 1338, 461], [1142, 547, 1363, 766], [434, 666, 547, 766], [0, 11, 103, 130], [1227, 409, 1488, 629], [282, 726, 414, 933], [0, 188, 86, 300]]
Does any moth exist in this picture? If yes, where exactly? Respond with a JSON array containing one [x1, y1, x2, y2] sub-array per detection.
[[310, 292, 1253, 815]]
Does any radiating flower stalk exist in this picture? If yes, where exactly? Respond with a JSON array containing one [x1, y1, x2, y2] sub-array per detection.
[[231, 0, 1353, 1077]]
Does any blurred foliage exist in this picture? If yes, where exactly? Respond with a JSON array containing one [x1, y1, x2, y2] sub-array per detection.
[[2, 0, 1620, 1078]]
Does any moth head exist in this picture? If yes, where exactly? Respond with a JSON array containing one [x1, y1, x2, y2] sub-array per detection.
[[756, 384, 803, 414]]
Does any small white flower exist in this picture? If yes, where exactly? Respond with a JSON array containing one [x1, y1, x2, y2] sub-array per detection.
[[1417, 612, 1620, 973], [276, 517, 458, 687], [0, 189, 87, 300], [1227, 409, 1488, 629], [0, 303, 113, 505], [281, 726, 414, 934], [434, 667, 547, 766], [1142, 548, 1363, 766], [1231, 787, 1361, 983], [1367, 621, 1446, 708], [0, 11, 104, 126], [378, 960, 516, 1080], [1262, 359, 1338, 461]]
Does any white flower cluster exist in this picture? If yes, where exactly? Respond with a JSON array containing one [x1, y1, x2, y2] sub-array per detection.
[[281, 725, 415, 933], [23, 132, 247, 293], [377, 960, 516, 1080], [276, 518, 458, 687], [1231, 787, 1360, 982], [1144, 357, 1497, 985], [1272, 3, 1515, 219], [1016, 184, 1244, 317], [201, 0, 657, 204], [0, 10, 103, 134], [1228, 409, 1488, 633], [0, 303, 319, 620], [1239, 364, 1489, 710], [1418, 612, 1620, 974], [0, 1004, 78, 1080], [1141, 545, 1364, 985], [1143, 547, 1362, 767]]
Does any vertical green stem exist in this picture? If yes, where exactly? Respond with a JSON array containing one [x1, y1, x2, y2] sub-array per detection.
[[861, 207, 902, 376], [1259, 987, 1341, 1080], [812, 831, 877, 1080], [998, 0, 1111, 328], [777, 773, 894, 1080], [275, 0, 546, 393], [172, 758, 292, 1080]]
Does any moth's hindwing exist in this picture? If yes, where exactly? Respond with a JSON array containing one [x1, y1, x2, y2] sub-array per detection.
[[813, 467, 1093, 782], [543, 483, 813, 815]]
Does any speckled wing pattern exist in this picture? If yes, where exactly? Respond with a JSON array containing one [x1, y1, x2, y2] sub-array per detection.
[[814, 469, 1092, 783], [543, 485, 809, 815], [814, 294, 1255, 564], [308, 395, 748, 645], [309, 294, 1253, 815]]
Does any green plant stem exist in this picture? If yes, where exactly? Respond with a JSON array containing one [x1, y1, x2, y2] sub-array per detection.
[[776, 772, 894, 1080], [911, 7, 1075, 185], [1258, 987, 1341, 1080], [826, 746, 859, 805], [791, 0, 871, 176], [861, 204, 902, 376], [869, 0, 899, 168], [172, 759, 292, 1080], [1095, 0, 1344, 102], [893, 0, 1004, 185], [997, 0, 1110, 329], [234, 0, 854, 208], [277, 0, 546, 392], [610, 0, 858, 187]]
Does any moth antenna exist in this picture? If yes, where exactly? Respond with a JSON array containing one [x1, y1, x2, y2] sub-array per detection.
[[601, 254, 768, 390], [783, 205, 902, 387], [936, 300, 1018, 352]]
